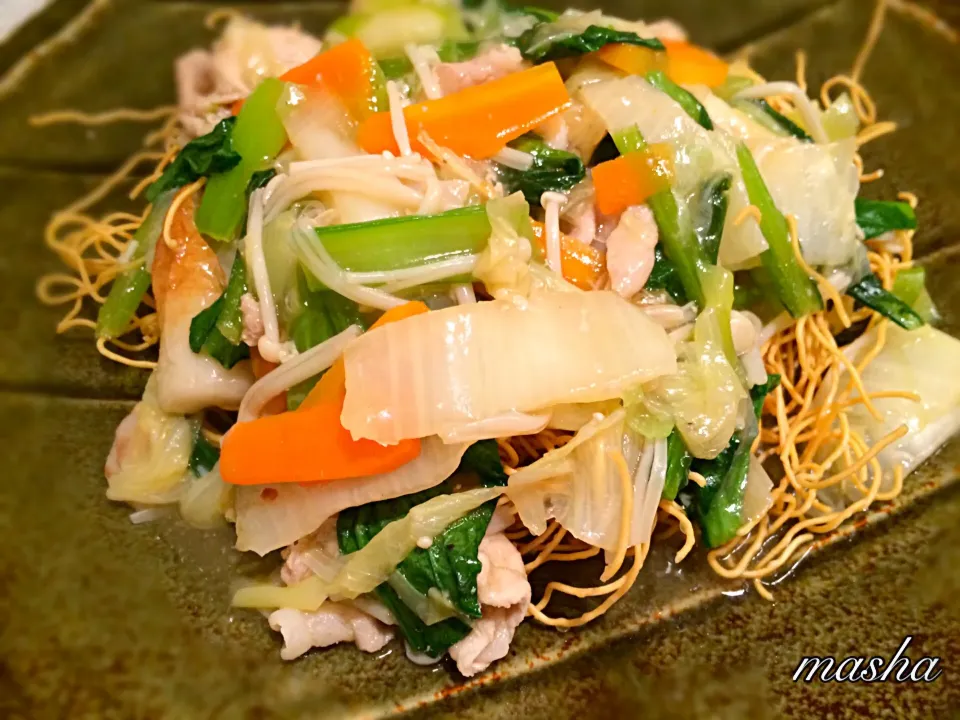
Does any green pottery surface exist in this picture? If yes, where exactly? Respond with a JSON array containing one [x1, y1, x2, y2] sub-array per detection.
[[0, 1, 958, 717]]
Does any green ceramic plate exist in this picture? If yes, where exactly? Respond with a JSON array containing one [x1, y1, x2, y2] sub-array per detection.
[[1, 1, 959, 717]]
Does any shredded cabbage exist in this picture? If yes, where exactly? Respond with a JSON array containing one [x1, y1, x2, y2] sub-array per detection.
[[472, 192, 535, 299], [105, 375, 195, 505], [829, 324, 960, 505], [644, 281, 746, 459]]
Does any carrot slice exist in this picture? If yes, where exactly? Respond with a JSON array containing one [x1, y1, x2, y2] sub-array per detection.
[[662, 40, 728, 88], [220, 302, 429, 486], [356, 63, 571, 159], [280, 38, 385, 118], [231, 39, 384, 119], [530, 221, 605, 290], [595, 40, 727, 88], [592, 146, 674, 216], [220, 400, 420, 485], [595, 44, 664, 77]]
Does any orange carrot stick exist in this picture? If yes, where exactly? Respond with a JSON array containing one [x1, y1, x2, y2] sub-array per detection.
[[530, 221, 605, 290], [220, 302, 429, 486], [595, 40, 728, 88], [592, 147, 674, 216], [662, 40, 728, 87], [595, 43, 664, 77], [356, 63, 571, 159], [280, 38, 385, 118], [220, 400, 420, 485], [231, 39, 384, 119]]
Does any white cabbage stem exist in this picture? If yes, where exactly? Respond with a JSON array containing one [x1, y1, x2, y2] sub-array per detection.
[[237, 324, 361, 422], [734, 82, 829, 144]]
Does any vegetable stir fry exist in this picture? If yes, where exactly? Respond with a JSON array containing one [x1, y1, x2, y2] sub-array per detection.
[[35, 0, 960, 676]]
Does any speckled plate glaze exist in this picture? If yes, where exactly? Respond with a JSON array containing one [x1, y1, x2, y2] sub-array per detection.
[[1, 1, 958, 718]]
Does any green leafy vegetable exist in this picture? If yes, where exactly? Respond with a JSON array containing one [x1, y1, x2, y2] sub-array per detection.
[[457, 439, 508, 487], [661, 430, 692, 501], [645, 70, 713, 130], [338, 512, 470, 658], [736, 143, 823, 318], [437, 39, 480, 62], [649, 189, 708, 308], [498, 134, 585, 205], [201, 326, 251, 369], [245, 168, 277, 197], [195, 79, 288, 242], [188, 297, 224, 354], [96, 190, 177, 339], [846, 273, 924, 330], [697, 429, 753, 547], [750, 373, 780, 418], [693, 376, 779, 547], [378, 56, 413, 79], [187, 255, 251, 369], [890, 266, 937, 322], [287, 289, 368, 409], [890, 266, 925, 307], [337, 444, 507, 656], [693, 174, 731, 265], [518, 24, 663, 63], [189, 432, 220, 477], [854, 198, 917, 240], [145, 119, 240, 203], [734, 99, 812, 141], [644, 245, 689, 304], [216, 255, 249, 344]]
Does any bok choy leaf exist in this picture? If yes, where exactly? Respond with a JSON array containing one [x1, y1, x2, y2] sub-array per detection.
[[498, 134, 585, 204], [518, 24, 663, 63], [337, 445, 508, 656], [187, 255, 251, 369], [854, 198, 918, 239], [846, 273, 924, 330], [145, 118, 240, 203]]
